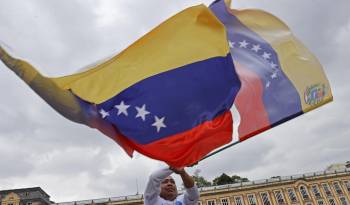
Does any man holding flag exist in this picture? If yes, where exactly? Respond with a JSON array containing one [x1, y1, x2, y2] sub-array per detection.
[[144, 167, 199, 205]]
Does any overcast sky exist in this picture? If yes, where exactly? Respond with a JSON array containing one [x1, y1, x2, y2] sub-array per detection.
[[0, 0, 349, 203]]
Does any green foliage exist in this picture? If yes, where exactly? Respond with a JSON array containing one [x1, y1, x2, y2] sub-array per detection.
[[192, 169, 249, 187], [193, 175, 212, 188], [213, 173, 233, 185], [232, 175, 249, 183], [213, 173, 249, 185]]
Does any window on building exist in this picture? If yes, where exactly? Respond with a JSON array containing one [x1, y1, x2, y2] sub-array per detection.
[[221, 198, 230, 205], [322, 183, 333, 197], [328, 199, 336, 205], [26, 202, 33, 205], [317, 200, 325, 205], [260, 192, 272, 205], [299, 185, 310, 200], [234, 196, 244, 205], [8, 203, 14, 205], [247, 194, 257, 205], [345, 181, 350, 193], [274, 190, 285, 205], [333, 182, 343, 195], [340, 197, 349, 205], [312, 185, 322, 199], [305, 203, 313, 205], [207, 200, 216, 205], [287, 188, 298, 203], [198, 201, 203, 205]]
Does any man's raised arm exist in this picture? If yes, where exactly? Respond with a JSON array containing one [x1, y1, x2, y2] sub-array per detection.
[[171, 167, 200, 205]]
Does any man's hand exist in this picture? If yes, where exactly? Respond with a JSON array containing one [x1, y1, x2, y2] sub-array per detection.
[[169, 167, 186, 175], [169, 167, 195, 189]]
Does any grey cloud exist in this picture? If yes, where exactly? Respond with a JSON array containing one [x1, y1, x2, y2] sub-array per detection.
[[0, 145, 35, 178], [192, 137, 275, 181], [33, 147, 111, 177]]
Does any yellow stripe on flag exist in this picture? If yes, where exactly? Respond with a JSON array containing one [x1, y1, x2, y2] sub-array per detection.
[[52, 5, 229, 104]]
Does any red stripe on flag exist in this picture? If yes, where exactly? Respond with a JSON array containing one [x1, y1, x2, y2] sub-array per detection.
[[234, 62, 271, 141], [112, 111, 233, 167]]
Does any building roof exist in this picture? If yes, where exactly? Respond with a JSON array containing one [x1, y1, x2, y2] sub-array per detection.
[[0, 187, 51, 198]]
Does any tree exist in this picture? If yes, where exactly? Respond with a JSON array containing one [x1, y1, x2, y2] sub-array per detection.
[[192, 169, 212, 188], [232, 175, 249, 183], [213, 174, 250, 185], [193, 175, 212, 187], [213, 173, 234, 185]]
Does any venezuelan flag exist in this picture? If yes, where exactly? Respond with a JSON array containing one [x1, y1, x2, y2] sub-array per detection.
[[51, 4, 241, 167], [210, 0, 333, 142], [2, 0, 332, 168]]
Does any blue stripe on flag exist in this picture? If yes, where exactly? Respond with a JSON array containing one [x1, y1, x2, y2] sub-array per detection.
[[96, 54, 240, 144]]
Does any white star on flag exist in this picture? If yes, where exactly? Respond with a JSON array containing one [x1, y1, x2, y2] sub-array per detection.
[[152, 116, 167, 133], [271, 72, 278, 79], [251, 44, 262, 52], [115, 101, 130, 116], [262, 52, 271, 60], [99, 109, 110, 119], [239, 40, 249, 48], [135, 104, 150, 121], [266, 81, 271, 88], [229, 41, 235, 48], [270, 62, 278, 69]]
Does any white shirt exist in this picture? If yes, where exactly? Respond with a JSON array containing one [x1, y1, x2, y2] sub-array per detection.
[[144, 168, 199, 205]]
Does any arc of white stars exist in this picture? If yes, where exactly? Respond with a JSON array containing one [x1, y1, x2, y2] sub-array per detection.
[[251, 44, 262, 52], [135, 104, 150, 121], [99, 109, 110, 119], [152, 116, 167, 133], [239, 40, 249, 48], [115, 101, 130, 116]]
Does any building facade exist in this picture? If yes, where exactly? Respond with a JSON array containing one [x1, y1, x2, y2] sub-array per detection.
[[0, 187, 52, 205], [197, 168, 350, 205]]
